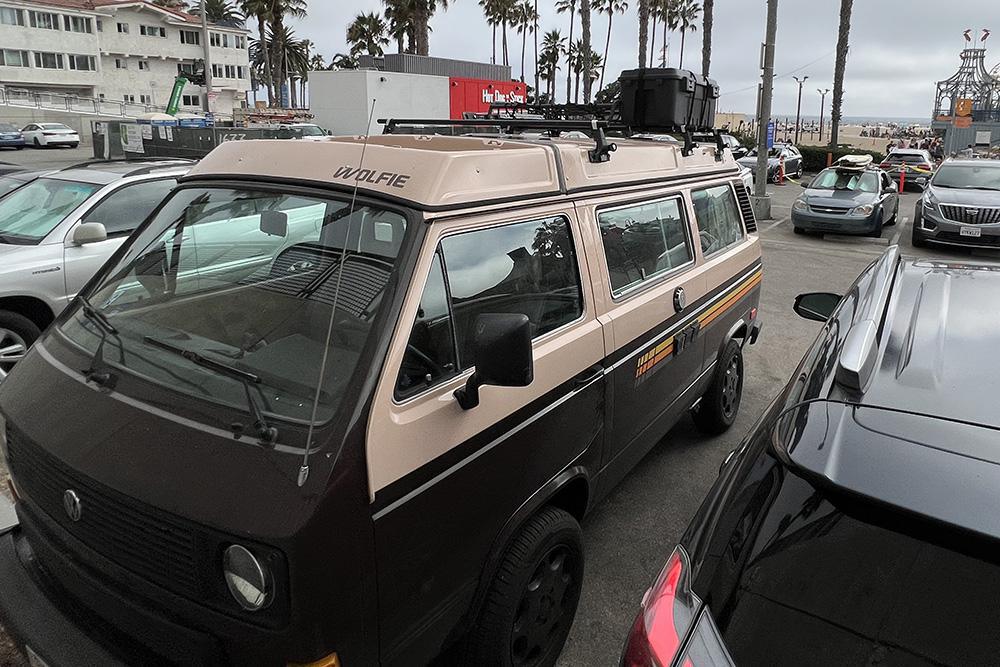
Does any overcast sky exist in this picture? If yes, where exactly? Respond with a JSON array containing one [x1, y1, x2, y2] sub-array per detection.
[[290, 1, 999, 119]]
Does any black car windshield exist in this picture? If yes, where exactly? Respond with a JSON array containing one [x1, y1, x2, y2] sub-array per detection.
[[58, 186, 409, 425], [809, 169, 879, 193], [0, 177, 100, 245], [933, 163, 1000, 190]]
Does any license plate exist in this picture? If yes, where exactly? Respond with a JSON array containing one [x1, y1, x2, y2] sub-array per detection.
[[25, 646, 51, 667], [960, 226, 982, 237]]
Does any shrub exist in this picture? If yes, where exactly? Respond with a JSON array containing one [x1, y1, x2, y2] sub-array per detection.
[[798, 145, 884, 172]]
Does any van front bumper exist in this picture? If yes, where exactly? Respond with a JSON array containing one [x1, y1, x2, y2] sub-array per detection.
[[0, 529, 127, 667]]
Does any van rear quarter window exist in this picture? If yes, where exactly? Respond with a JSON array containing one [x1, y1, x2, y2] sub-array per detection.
[[691, 185, 745, 255]]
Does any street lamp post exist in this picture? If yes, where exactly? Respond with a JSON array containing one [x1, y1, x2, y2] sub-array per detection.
[[817, 87, 830, 144], [793, 75, 808, 144]]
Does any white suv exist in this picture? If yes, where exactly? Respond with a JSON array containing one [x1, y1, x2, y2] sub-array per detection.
[[0, 159, 191, 380]]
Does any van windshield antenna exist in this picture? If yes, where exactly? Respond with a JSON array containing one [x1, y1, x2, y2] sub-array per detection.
[[298, 98, 378, 488]]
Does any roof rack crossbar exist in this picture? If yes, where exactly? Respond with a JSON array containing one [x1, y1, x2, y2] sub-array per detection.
[[836, 245, 901, 391]]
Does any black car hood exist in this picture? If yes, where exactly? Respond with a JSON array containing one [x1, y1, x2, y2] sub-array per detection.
[[928, 184, 1000, 206], [803, 189, 878, 208]]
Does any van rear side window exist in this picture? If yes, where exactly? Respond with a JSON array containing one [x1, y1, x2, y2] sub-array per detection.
[[691, 184, 745, 256], [396, 215, 584, 397], [597, 197, 693, 297]]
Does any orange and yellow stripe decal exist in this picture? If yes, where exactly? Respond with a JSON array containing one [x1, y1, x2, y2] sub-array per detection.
[[634, 268, 762, 382]]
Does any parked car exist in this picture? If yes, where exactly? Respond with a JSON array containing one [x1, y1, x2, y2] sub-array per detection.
[[913, 158, 1000, 248], [0, 163, 26, 178], [880, 148, 935, 191], [0, 124, 25, 150], [276, 123, 328, 141], [792, 163, 899, 237], [737, 143, 803, 182], [20, 123, 80, 149], [0, 130, 762, 666], [0, 159, 191, 381], [693, 132, 749, 159], [623, 246, 1000, 667]]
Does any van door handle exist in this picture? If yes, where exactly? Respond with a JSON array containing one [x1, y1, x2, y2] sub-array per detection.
[[574, 365, 604, 387]]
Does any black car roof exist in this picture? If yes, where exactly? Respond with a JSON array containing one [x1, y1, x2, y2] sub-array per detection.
[[776, 247, 1000, 539]]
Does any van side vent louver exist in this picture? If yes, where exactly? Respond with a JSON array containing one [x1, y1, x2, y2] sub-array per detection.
[[735, 182, 758, 233]]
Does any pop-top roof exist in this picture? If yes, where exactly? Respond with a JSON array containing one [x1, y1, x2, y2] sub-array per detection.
[[186, 134, 739, 211]]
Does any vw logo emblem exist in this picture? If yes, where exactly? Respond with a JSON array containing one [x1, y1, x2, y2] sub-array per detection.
[[62, 489, 82, 522]]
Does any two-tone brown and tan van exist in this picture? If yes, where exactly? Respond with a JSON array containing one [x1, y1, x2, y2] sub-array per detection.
[[0, 128, 761, 666]]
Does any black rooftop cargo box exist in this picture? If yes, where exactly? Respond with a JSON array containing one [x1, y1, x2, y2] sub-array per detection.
[[619, 68, 719, 131]]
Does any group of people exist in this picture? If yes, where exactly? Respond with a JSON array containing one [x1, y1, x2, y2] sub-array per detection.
[[886, 136, 945, 160]]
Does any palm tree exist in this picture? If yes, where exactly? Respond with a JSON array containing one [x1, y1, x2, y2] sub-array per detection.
[[637, 0, 648, 68], [580, 0, 592, 102], [555, 0, 576, 103], [347, 12, 390, 57], [662, 0, 679, 67], [153, 0, 189, 10], [270, 0, 307, 102], [533, 0, 539, 101], [192, 0, 244, 24], [330, 53, 358, 69], [570, 39, 581, 102], [700, 0, 712, 77], [672, 0, 699, 69], [514, 1, 537, 83], [384, 0, 417, 54], [240, 0, 275, 103], [413, 0, 451, 56], [829, 0, 853, 147], [593, 0, 627, 91], [540, 29, 566, 102], [480, 0, 500, 64]]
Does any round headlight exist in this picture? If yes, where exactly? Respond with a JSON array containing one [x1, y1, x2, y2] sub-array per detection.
[[223, 544, 271, 611], [792, 198, 809, 212]]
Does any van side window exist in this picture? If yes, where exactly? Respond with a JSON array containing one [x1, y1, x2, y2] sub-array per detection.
[[691, 185, 745, 256], [396, 251, 458, 397], [440, 216, 583, 369], [597, 197, 692, 297]]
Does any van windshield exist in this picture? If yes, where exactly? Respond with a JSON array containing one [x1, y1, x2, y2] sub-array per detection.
[[58, 186, 409, 425], [0, 177, 100, 245]]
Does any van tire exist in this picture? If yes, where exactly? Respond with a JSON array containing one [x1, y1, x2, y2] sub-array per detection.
[[693, 340, 744, 435], [465, 507, 584, 667], [0, 310, 40, 376]]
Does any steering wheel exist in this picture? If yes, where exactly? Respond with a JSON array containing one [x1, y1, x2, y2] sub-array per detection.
[[406, 344, 446, 378], [699, 229, 720, 253]]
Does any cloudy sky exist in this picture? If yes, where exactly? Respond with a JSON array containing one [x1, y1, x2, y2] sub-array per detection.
[[290, 0, 998, 119]]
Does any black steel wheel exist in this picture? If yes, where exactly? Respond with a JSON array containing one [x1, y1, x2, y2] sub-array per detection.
[[465, 507, 583, 667], [693, 339, 744, 435]]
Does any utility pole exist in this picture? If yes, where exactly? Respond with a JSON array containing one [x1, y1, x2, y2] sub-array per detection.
[[200, 0, 213, 114], [793, 75, 808, 144], [752, 0, 778, 219], [817, 87, 830, 143]]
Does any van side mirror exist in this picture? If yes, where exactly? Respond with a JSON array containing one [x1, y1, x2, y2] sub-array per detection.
[[454, 313, 533, 410], [71, 222, 108, 245], [260, 210, 288, 237], [794, 292, 842, 322]]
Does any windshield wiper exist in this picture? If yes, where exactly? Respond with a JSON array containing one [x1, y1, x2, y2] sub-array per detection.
[[143, 336, 279, 446], [79, 295, 125, 388]]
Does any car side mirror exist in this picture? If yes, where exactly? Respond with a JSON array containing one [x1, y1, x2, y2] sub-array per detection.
[[454, 313, 533, 410], [260, 210, 288, 237], [71, 222, 108, 245], [793, 292, 842, 322]]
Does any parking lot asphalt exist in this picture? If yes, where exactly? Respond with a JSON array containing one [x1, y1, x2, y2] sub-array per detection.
[[0, 153, 997, 666], [0, 144, 93, 171]]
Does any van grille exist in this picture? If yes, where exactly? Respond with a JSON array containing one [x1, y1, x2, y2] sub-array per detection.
[[940, 205, 1000, 225], [734, 182, 758, 233], [4, 426, 206, 600]]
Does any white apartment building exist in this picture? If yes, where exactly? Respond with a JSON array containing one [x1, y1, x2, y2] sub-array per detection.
[[0, 0, 251, 114]]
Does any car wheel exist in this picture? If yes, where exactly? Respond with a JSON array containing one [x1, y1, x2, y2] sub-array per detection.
[[793, 226, 806, 235], [465, 506, 584, 667], [15, 146, 23, 151], [68, 143, 79, 149], [693, 340, 744, 435], [0, 311, 39, 383]]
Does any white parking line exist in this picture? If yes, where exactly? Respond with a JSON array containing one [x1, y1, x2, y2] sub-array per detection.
[[761, 216, 789, 233], [890, 217, 907, 246]]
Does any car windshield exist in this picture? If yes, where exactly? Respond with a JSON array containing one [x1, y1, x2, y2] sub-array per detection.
[[932, 164, 1000, 191], [297, 125, 324, 136], [885, 152, 926, 164], [57, 186, 409, 425], [0, 177, 100, 245], [809, 169, 879, 193]]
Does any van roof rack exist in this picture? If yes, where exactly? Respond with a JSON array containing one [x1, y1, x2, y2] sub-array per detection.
[[380, 117, 729, 163]]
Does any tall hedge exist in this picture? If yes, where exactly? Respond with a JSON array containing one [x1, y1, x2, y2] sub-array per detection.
[[798, 145, 884, 173]]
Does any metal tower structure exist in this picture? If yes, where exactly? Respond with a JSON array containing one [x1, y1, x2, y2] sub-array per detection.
[[934, 47, 1000, 120]]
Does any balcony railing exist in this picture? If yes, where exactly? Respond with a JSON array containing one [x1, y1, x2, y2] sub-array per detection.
[[0, 86, 206, 119]]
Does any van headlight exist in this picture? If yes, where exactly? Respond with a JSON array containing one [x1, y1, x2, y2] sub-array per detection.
[[792, 199, 809, 212], [223, 544, 272, 611], [851, 204, 875, 216]]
